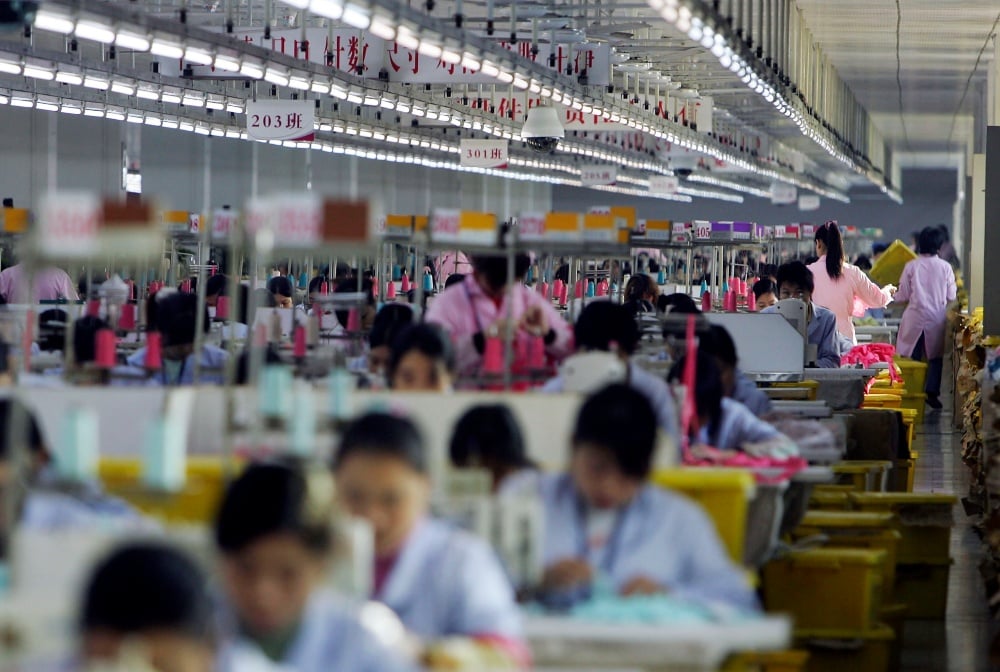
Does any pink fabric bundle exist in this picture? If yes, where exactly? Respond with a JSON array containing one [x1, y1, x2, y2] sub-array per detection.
[[841, 342, 901, 391]]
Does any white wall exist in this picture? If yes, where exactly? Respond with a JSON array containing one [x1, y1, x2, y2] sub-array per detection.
[[0, 107, 551, 217]]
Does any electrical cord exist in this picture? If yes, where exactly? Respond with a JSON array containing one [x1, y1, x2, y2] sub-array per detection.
[[946, 9, 1000, 149]]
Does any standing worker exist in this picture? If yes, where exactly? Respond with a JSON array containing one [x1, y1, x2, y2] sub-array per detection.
[[894, 227, 958, 410], [807, 221, 894, 345]]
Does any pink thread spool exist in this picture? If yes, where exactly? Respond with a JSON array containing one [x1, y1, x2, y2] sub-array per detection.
[[574, 279, 584, 299], [528, 335, 546, 369], [701, 292, 713, 312], [215, 295, 230, 320], [180, 279, 192, 294], [293, 325, 308, 358], [118, 303, 137, 331], [321, 281, 330, 294], [726, 290, 738, 312], [94, 329, 116, 369], [144, 332, 163, 370], [747, 289, 757, 312], [253, 322, 268, 347], [400, 273, 411, 293], [126, 280, 135, 301], [551, 279, 565, 303], [371, 281, 379, 298], [386, 281, 397, 300], [597, 279, 609, 296], [346, 308, 361, 332], [482, 336, 504, 374], [86, 300, 101, 317]]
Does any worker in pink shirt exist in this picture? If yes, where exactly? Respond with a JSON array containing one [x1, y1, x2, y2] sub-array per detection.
[[425, 253, 573, 378], [807, 221, 894, 345], [0, 264, 79, 303]]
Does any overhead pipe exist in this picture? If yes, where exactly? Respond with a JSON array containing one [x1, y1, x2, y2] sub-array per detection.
[[754, 0, 763, 58]]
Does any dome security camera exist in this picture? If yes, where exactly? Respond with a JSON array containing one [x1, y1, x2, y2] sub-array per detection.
[[521, 106, 565, 154]]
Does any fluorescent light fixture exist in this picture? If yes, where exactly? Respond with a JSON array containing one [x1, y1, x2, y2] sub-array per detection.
[[440, 49, 462, 65], [225, 129, 241, 139], [84, 104, 106, 118], [75, 19, 115, 44], [116, 30, 151, 52], [144, 114, 162, 126], [512, 75, 529, 89], [341, 3, 371, 29], [127, 112, 144, 124], [369, 15, 396, 40], [497, 70, 514, 84], [346, 89, 363, 104], [210, 127, 225, 137], [182, 93, 206, 107], [36, 98, 60, 112], [418, 40, 443, 59], [151, 37, 185, 60], [111, 79, 136, 96], [214, 54, 241, 72], [461, 53, 481, 71], [56, 69, 83, 85], [288, 76, 310, 90], [0, 57, 21, 75], [137, 85, 159, 100], [83, 75, 110, 90], [309, 0, 344, 19], [194, 124, 210, 135], [61, 102, 82, 115], [23, 64, 54, 81], [330, 84, 348, 100], [160, 89, 182, 104], [161, 117, 179, 129], [226, 99, 244, 113], [264, 67, 290, 87], [311, 80, 331, 94], [10, 94, 33, 108], [240, 60, 264, 79], [396, 27, 419, 50], [179, 120, 195, 132], [184, 46, 213, 66], [106, 107, 126, 121], [206, 95, 225, 110], [33, 8, 75, 34], [284, 0, 310, 7]]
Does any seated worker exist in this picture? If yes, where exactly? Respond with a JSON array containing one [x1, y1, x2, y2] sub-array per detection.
[[367, 305, 415, 381], [205, 274, 228, 308], [752, 279, 778, 312], [668, 352, 797, 458], [658, 293, 700, 314], [534, 384, 758, 610], [702, 325, 773, 417], [388, 324, 456, 393], [764, 262, 842, 369], [0, 398, 147, 532], [425, 253, 572, 378], [127, 292, 230, 384], [334, 278, 377, 332], [267, 276, 295, 309], [333, 413, 526, 663], [449, 404, 536, 494], [214, 462, 413, 672], [542, 301, 679, 438], [0, 262, 78, 303], [623, 274, 659, 317], [78, 542, 216, 672]]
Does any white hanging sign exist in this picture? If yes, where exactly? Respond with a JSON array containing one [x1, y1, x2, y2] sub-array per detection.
[[581, 165, 617, 187], [517, 212, 546, 242], [37, 191, 100, 258], [649, 175, 681, 195], [247, 194, 321, 248], [798, 195, 821, 212], [246, 100, 315, 142], [212, 208, 239, 240], [588, 206, 612, 215], [771, 182, 798, 205], [430, 209, 461, 243], [459, 139, 509, 168]]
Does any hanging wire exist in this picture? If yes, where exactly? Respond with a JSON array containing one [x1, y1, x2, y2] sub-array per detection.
[[946, 10, 1000, 149]]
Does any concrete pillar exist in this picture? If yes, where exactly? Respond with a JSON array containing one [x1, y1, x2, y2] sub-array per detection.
[[971, 153, 986, 312], [985, 129, 1000, 334]]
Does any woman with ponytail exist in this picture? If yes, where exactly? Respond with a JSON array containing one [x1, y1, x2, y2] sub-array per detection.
[[807, 221, 895, 345]]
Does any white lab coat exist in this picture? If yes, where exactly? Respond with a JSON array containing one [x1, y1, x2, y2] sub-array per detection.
[[376, 518, 522, 641], [216, 591, 415, 672], [536, 474, 758, 611], [126, 345, 230, 385]]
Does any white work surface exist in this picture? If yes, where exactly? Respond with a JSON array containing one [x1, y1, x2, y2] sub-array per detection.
[[526, 614, 792, 671], [704, 313, 805, 382]]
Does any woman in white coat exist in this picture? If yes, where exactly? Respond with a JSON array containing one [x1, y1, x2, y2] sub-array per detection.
[[333, 413, 528, 666], [214, 462, 414, 672], [535, 384, 758, 611], [894, 227, 958, 409]]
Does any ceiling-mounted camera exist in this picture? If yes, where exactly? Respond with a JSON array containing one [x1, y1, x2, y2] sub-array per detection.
[[521, 106, 565, 154]]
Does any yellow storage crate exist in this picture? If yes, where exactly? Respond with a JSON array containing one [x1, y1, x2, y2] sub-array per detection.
[[894, 560, 952, 619], [831, 461, 892, 492], [887, 458, 916, 493], [652, 468, 755, 564], [898, 409, 917, 447], [721, 650, 810, 672], [900, 393, 926, 425], [869, 239, 916, 286], [862, 394, 902, 409], [892, 357, 928, 396], [848, 492, 955, 564], [792, 511, 901, 600], [98, 456, 242, 524], [762, 548, 886, 632], [769, 380, 820, 401], [809, 490, 852, 511], [880, 603, 908, 672], [797, 624, 894, 672]]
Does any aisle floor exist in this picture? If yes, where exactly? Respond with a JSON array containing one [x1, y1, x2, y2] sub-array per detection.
[[900, 411, 998, 671]]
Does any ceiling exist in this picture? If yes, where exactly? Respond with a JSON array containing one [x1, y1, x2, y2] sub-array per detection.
[[796, 0, 1000, 155]]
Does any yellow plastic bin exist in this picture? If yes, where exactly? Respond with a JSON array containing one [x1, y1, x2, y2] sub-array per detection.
[[762, 548, 886, 632], [898, 408, 917, 447], [862, 394, 902, 409], [880, 603, 908, 672], [893, 357, 928, 396], [848, 492, 956, 564], [894, 560, 952, 619], [809, 490, 852, 511], [652, 468, 755, 564], [770, 380, 820, 401], [831, 461, 892, 492], [900, 393, 926, 425], [797, 624, 895, 672], [721, 650, 810, 672], [792, 511, 901, 600], [869, 239, 917, 286]]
